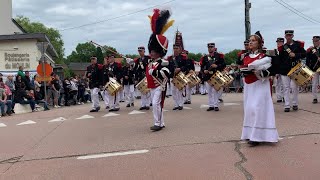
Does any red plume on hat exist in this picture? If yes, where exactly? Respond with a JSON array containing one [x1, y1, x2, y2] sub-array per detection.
[[148, 8, 175, 57]]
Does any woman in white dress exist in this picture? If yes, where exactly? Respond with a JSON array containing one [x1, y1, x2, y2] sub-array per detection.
[[240, 31, 279, 146]]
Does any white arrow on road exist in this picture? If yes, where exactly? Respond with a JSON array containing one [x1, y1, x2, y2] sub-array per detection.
[[17, 120, 36, 126], [48, 117, 67, 122], [76, 115, 94, 120], [223, 103, 240, 106], [103, 113, 120, 117], [128, 110, 145, 115], [200, 104, 209, 109], [0, 123, 7, 128], [183, 106, 192, 110]]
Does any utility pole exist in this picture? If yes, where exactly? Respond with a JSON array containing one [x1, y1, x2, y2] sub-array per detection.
[[245, 0, 251, 40]]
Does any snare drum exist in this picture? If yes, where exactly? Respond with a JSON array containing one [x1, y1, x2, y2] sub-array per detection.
[[222, 72, 234, 87], [172, 71, 190, 91], [104, 78, 122, 96], [186, 71, 201, 88], [136, 77, 150, 95], [207, 71, 229, 91], [287, 62, 314, 86]]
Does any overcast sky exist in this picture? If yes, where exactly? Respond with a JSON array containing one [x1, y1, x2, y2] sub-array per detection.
[[12, 0, 320, 57]]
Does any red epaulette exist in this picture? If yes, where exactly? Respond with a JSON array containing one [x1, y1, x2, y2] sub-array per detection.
[[167, 55, 173, 61], [278, 45, 283, 52], [134, 57, 139, 63], [296, 40, 305, 48], [181, 54, 187, 60], [237, 52, 242, 58], [218, 53, 224, 59], [116, 62, 122, 69], [97, 64, 103, 70], [199, 56, 205, 65], [307, 47, 312, 53]]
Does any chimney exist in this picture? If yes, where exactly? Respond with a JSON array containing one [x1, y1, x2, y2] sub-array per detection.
[[0, 0, 16, 35]]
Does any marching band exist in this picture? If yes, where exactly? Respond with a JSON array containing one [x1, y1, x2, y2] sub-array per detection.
[[84, 8, 320, 145]]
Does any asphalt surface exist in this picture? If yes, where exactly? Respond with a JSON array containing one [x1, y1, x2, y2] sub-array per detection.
[[0, 93, 320, 180]]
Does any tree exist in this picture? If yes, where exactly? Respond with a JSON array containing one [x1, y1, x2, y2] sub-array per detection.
[[15, 16, 65, 64], [96, 47, 104, 64], [63, 68, 75, 78], [66, 42, 96, 63], [224, 49, 241, 65], [101, 45, 119, 57], [187, 52, 203, 62]]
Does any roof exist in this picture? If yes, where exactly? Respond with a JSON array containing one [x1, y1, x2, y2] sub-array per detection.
[[68, 62, 91, 71], [0, 33, 58, 58], [11, 19, 27, 33]]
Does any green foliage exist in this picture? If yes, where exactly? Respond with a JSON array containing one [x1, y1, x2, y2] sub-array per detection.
[[63, 68, 75, 78], [96, 47, 104, 64], [187, 52, 204, 62], [125, 54, 139, 59], [66, 42, 96, 63], [224, 49, 241, 65], [15, 16, 65, 64]]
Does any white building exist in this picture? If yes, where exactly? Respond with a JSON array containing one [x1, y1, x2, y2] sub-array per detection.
[[0, 0, 58, 78]]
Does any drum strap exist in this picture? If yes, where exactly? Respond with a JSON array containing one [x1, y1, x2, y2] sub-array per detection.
[[312, 47, 320, 70]]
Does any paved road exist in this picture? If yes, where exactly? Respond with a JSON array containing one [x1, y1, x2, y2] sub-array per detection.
[[0, 93, 320, 180]]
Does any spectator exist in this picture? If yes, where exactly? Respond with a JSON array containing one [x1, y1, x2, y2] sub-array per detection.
[[33, 75, 41, 90], [5, 75, 15, 113], [17, 66, 25, 79], [47, 74, 61, 108], [63, 78, 71, 106], [0, 82, 13, 116], [77, 76, 86, 104], [24, 71, 33, 90], [15, 88, 36, 112], [15, 75, 26, 92], [34, 88, 50, 111]]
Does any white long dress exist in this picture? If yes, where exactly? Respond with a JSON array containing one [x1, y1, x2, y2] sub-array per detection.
[[241, 53, 279, 142]]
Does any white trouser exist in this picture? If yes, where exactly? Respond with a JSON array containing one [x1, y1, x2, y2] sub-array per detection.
[[134, 88, 141, 98], [141, 92, 151, 107], [166, 81, 172, 96], [185, 85, 192, 101], [171, 83, 183, 107], [200, 84, 207, 94], [191, 86, 196, 94], [218, 88, 223, 99], [275, 75, 284, 100], [109, 91, 120, 109], [119, 89, 125, 101], [281, 75, 298, 108], [103, 90, 110, 106], [90, 88, 100, 109], [312, 72, 320, 99], [151, 86, 165, 127], [206, 82, 219, 108], [124, 84, 134, 104]]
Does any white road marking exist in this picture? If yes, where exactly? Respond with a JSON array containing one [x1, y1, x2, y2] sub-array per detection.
[[17, 120, 36, 126], [77, 149, 149, 160], [76, 115, 94, 120], [0, 123, 7, 128], [200, 104, 209, 109], [128, 110, 145, 115], [103, 112, 120, 117], [278, 137, 284, 140], [48, 117, 66, 122], [183, 106, 192, 110], [223, 103, 241, 106], [288, 136, 294, 139]]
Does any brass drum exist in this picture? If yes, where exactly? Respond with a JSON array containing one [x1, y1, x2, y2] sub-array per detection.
[[136, 77, 150, 95], [104, 78, 122, 96], [222, 71, 234, 87], [317, 67, 320, 73], [287, 63, 314, 86], [186, 71, 201, 88], [207, 71, 229, 91], [172, 71, 190, 91]]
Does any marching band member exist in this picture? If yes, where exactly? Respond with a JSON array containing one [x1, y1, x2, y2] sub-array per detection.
[[236, 40, 250, 66], [274, 38, 285, 103], [278, 30, 306, 112], [108, 55, 123, 112], [240, 31, 279, 147], [86, 56, 103, 112], [183, 50, 195, 104], [306, 36, 320, 104], [133, 46, 151, 110], [168, 44, 187, 110], [146, 8, 172, 131], [123, 58, 135, 107], [102, 56, 110, 109], [200, 43, 226, 111]]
